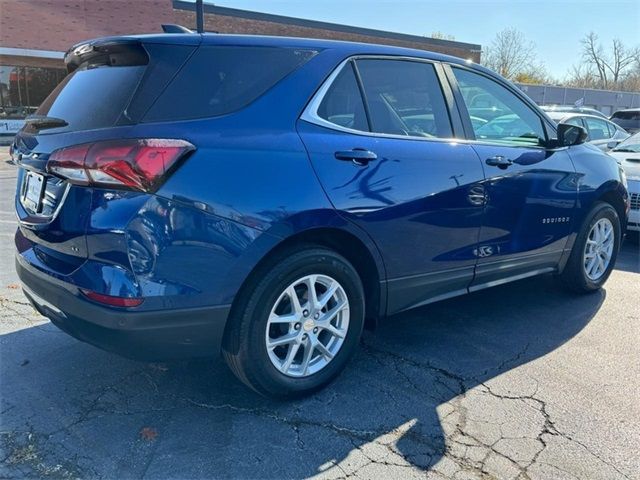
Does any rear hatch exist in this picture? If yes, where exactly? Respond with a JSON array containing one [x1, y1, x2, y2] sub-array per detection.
[[13, 36, 199, 267], [611, 110, 640, 133]]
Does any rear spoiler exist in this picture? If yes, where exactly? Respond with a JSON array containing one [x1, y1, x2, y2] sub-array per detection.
[[64, 39, 148, 73], [65, 0, 204, 72]]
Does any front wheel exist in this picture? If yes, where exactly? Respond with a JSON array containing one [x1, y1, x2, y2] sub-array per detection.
[[222, 246, 365, 398], [561, 202, 621, 293]]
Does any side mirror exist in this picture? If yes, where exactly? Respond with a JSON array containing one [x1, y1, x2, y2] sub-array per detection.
[[557, 123, 588, 147], [606, 140, 620, 150]]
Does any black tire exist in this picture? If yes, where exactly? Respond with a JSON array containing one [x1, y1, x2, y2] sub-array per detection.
[[561, 202, 621, 293], [222, 245, 365, 398]]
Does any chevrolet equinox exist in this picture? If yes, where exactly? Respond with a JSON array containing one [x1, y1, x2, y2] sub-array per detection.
[[12, 33, 629, 397]]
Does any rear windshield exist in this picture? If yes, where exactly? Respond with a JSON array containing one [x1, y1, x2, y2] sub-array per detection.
[[611, 111, 640, 120], [143, 46, 317, 122], [35, 65, 145, 132]]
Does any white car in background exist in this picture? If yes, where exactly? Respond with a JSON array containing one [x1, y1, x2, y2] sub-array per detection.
[[608, 132, 640, 238], [546, 111, 629, 151]]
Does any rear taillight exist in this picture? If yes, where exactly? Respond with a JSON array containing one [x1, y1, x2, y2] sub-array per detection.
[[47, 139, 194, 192], [80, 289, 144, 308]]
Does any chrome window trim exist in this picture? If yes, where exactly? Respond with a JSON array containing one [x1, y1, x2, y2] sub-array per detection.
[[300, 54, 550, 150], [300, 54, 467, 145]]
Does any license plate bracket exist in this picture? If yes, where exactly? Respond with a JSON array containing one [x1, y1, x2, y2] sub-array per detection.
[[22, 171, 46, 213]]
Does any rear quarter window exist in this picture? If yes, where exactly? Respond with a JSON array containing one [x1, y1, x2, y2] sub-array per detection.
[[143, 46, 317, 122]]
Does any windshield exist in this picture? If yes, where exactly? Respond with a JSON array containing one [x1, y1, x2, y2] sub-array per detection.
[[613, 132, 640, 152]]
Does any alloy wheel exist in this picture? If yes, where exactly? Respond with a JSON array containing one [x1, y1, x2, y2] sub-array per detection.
[[265, 274, 350, 377], [583, 218, 615, 281]]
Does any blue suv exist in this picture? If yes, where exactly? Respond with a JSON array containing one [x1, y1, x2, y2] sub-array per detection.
[[12, 34, 629, 397]]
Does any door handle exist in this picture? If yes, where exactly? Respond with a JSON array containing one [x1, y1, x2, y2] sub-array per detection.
[[334, 148, 378, 166], [485, 155, 513, 169]]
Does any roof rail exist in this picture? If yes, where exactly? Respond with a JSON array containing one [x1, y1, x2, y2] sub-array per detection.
[[161, 24, 193, 34]]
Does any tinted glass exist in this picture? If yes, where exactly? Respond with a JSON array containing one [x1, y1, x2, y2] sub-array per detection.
[[317, 63, 368, 131], [453, 67, 546, 146], [144, 46, 316, 122], [584, 117, 610, 140], [355, 59, 452, 138], [36, 65, 145, 132], [611, 110, 640, 120]]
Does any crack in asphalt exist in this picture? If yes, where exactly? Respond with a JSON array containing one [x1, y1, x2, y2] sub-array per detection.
[[1, 306, 632, 479], [359, 343, 629, 480], [479, 382, 631, 480], [1, 427, 94, 479], [0, 295, 55, 333]]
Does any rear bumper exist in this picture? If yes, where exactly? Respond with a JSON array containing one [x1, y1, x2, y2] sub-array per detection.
[[16, 254, 231, 360]]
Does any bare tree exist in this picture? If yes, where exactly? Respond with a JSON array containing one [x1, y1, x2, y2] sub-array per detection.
[[482, 28, 539, 79], [581, 32, 640, 89], [430, 31, 456, 41], [624, 56, 640, 92], [565, 63, 599, 89]]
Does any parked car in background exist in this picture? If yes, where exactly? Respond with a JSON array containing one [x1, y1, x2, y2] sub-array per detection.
[[545, 111, 629, 151], [607, 132, 640, 238], [610, 109, 640, 135], [541, 105, 608, 119], [12, 33, 629, 397]]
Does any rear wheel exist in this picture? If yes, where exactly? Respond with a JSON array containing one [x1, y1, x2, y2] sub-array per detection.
[[561, 202, 621, 292], [222, 246, 365, 398]]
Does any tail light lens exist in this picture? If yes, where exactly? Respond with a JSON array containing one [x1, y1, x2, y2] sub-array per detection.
[[47, 139, 194, 192], [80, 289, 144, 308]]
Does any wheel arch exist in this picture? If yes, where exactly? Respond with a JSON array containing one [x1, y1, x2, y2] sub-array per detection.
[[224, 225, 386, 355], [597, 187, 628, 232]]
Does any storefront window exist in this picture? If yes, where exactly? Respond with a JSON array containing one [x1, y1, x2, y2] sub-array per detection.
[[0, 65, 66, 119]]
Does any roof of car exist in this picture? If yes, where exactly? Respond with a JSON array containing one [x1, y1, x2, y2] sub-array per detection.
[[541, 106, 607, 117], [545, 111, 613, 122], [67, 32, 479, 69]]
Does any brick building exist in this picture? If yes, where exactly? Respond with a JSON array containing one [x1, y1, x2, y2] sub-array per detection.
[[0, 0, 481, 129]]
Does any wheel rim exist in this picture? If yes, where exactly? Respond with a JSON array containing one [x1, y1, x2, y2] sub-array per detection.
[[265, 274, 350, 378], [583, 217, 615, 281]]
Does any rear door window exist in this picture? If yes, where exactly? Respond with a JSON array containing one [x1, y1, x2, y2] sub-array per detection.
[[144, 46, 317, 122], [354, 59, 453, 138], [584, 117, 611, 140]]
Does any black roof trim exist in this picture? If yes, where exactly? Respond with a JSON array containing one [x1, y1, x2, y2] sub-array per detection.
[[173, 1, 481, 53]]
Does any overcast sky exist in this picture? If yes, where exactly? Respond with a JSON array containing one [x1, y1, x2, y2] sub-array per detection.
[[209, 0, 640, 79]]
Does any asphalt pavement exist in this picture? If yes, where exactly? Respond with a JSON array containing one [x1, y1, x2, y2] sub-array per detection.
[[1, 147, 639, 479]]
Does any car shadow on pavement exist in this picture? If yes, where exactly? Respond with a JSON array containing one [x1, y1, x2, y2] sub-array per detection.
[[615, 239, 639, 274], [1, 274, 606, 479]]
